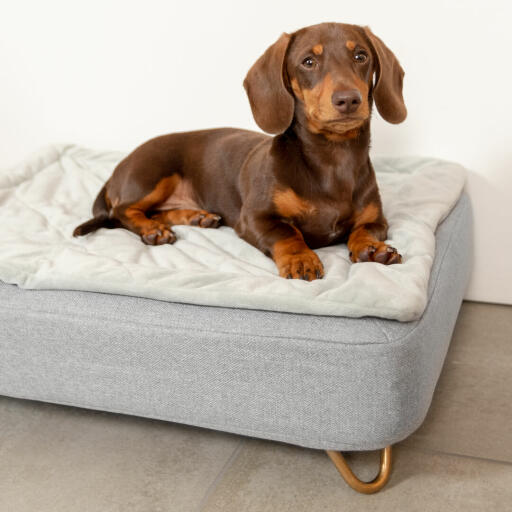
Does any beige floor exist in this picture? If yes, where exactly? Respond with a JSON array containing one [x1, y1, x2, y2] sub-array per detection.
[[0, 301, 511, 511]]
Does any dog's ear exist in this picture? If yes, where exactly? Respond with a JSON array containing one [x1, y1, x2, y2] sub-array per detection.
[[244, 33, 294, 134], [363, 26, 407, 124]]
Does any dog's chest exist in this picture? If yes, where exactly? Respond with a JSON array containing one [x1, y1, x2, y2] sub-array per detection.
[[273, 187, 354, 248], [299, 201, 354, 248]]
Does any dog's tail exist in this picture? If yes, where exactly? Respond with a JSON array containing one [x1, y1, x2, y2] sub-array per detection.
[[73, 214, 110, 237], [73, 184, 119, 237]]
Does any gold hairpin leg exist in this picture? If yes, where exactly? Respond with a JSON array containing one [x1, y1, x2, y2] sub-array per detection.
[[326, 445, 392, 494]]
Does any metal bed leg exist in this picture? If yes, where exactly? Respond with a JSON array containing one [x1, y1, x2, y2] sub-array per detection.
[[325, 445, 392, 494]]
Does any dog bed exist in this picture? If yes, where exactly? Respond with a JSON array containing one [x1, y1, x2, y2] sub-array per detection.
[[0, 186, 472, 451], [0, 145, 472, 492], [0, 145, 466, 321]]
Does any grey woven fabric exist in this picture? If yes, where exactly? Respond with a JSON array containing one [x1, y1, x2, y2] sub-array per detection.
[[0, 194, 472, 451]]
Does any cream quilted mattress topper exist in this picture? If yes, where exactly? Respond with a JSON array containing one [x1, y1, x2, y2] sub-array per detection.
[[0, 144, 466, 321]]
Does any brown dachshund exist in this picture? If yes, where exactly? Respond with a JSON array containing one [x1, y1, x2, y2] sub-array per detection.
[[74, 22, 406, 281]]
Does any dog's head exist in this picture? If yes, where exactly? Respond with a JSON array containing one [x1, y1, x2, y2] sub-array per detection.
[[244, 23, 406, 138]]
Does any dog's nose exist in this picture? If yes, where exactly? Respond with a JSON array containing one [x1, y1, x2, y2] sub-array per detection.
[[331, 90, 362, 114]]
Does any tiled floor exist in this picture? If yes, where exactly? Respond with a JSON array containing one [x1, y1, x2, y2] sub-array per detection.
[[0, 301, 511, 511]]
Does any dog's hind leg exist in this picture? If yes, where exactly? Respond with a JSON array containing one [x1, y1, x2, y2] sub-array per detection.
[[111, 175, 182, 246], [150, 209, 222, 229], [114, 206, 176, 245]]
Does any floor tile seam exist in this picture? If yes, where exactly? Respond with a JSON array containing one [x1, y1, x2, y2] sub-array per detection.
[[197, 438, 246, 511], [399, 443, 512, 466]]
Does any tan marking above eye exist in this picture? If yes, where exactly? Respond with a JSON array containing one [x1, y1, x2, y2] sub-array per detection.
[[274, 188, 316, 219], [312, 44, 323, 55], [346, 40, 356, 51]]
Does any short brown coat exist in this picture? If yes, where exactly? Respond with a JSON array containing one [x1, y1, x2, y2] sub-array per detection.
[[74, 22, 406, 279]]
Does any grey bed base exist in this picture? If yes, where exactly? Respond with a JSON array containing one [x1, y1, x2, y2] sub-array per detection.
[[0, 193, 472, 493]]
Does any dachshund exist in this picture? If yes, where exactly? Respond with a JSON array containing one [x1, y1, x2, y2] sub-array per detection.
[[74, 22, 406, 281]]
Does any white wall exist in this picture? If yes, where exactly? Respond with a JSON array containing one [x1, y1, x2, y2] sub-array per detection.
[[1, 0, 511, 304]]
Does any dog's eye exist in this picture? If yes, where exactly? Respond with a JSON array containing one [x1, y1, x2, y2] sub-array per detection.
[[301, 56, 316, 69], [354, 50, 368, 63]]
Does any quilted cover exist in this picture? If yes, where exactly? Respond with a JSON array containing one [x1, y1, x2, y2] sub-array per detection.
[[0, 144, 466, 321]]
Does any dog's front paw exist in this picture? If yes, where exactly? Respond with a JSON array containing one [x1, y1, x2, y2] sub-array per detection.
[[350, 242, 402, 265], [276, 249, 325, 281]]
